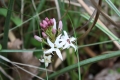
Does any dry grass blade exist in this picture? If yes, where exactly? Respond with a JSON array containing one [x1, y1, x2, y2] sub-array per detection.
[[79, 0, 102, 41], [55, 0, 61, 19], [11, 61, 53, 72], [0, 66, 14, 80], [77, 0, 120, 49], [0, 55, 45, 80], [70, 9, 96, 36], [91, 0, 119, 27]]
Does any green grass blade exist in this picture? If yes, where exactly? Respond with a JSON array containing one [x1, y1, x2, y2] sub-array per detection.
[[47, 50, 120, 80], [67, 14, 81, 80], [2, 0, 14, 50], [0, 39, 118, 53], [0, 1, 14, 79], [0, 44, 2, 50], [105, 0, 120, 17], [37, 0, 46, 12], [0, 7, 56, 37], [0, 8, 22, 26], [0, 49, 42, 52]]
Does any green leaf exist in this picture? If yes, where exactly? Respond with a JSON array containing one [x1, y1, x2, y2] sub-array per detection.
[[2, 0, 14, 56], [0, 44, 2, 50], [47, 50, 120, 80], [0, 49, 42, 52], [105, 0, 120, 17], [0, 8, 22, 26]]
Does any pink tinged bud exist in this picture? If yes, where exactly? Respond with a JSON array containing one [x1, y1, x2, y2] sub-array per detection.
[[50, 19, 54, 25], [52, 28, 56, 34], [34, 35, 42, 42], [43, 20, 48, 27], [42, 32, 47, 38], [52, 18, 56, 29], [58, 20, 62, 31], [42, 24, 46, 28], [45, 17, 49, 22], [48, 21, 51, 26], [40, 22, 43, 27]]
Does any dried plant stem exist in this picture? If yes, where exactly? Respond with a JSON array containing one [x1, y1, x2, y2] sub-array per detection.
[[84, 47, 96, 57], [20, 0, 24, 49], [55, 0, 61, 19], [8, 31, 16, 42], [0, 66, 14, 80], [77, 0, 120, 49], [49, 0, 81, 7]]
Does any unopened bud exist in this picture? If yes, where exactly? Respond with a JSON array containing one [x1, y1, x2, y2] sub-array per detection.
[[45, 17, 49, 22], [58, 20, 62, 31], [43, 20, 48, 27], [40, 22, 43, 27], [52, 18, 56, 29], [52, 28, 56, 34], [50, 19, 54, 25], [34, 35, 42, 42], [42, 32, 47, 38], [42, 24, 46, 29], [47, 21, 51, 26]]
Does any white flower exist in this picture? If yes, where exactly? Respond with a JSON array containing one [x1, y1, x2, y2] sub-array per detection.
[[39, 54, 52, 67], [60, 31, 77, 51], [44, 34, 63, 60]]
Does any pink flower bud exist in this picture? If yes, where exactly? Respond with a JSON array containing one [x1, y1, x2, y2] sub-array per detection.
[[40, 22, 43, 27], [34, 35, 42, 42], [47, 21, 51, 26], [52, 18, 56, 29], [45, 17, 49, 22], [50, 19, 54, 25], [52, 28, 56, 34], [42, 24, 47, 29], [42, 32, 47, 38], [43, 20, 48, 27], [58, 20, 62, 31]]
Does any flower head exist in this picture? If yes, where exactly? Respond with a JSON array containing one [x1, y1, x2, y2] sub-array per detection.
[[44, 34, 63, 60], [40, 18, 54, 30], [36, 18, 77, 67], [60, 31, 77, 51], [39, 54, 52, 67]]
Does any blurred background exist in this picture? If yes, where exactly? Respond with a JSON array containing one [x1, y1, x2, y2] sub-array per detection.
[[0, 0, 120, 80]]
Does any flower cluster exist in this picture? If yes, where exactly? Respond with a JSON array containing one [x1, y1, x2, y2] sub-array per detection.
[[34, 18, 77, 67]]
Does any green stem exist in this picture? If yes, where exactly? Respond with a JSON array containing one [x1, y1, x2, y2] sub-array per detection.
[[2, 0, 14, 51]]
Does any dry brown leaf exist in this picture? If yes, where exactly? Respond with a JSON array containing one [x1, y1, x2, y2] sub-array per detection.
[[8, 39, 40, 80], [94, 62, 120, 80], [94, 68, 120, 80]]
